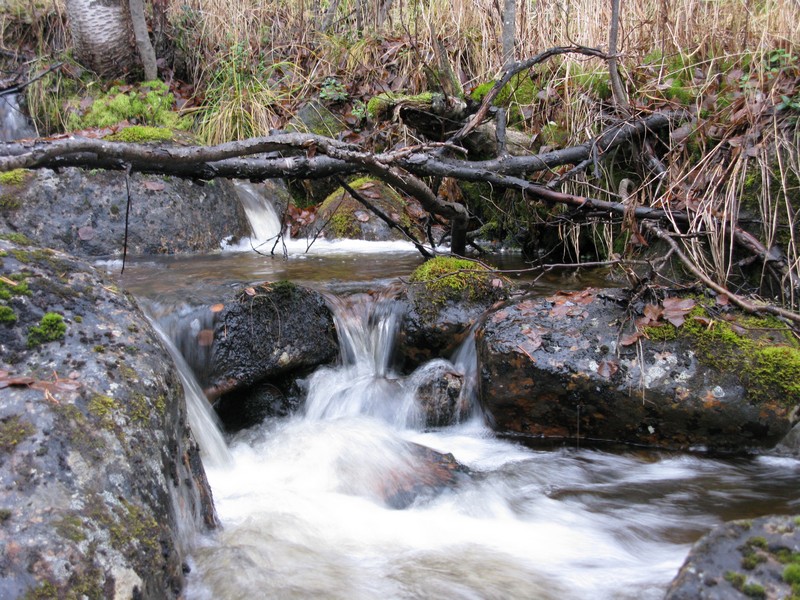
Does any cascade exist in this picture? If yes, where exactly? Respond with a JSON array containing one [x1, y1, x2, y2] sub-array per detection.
[[131, 281, 799, 600], [232, 180, 283, 244], [0, 93, 36, 142]]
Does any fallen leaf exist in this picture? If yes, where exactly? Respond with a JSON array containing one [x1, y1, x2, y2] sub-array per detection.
[[354, 210, 370, 222], [244, 287, 256, 296], [596, 360, 619, 379], [210, 303, 225, 313], [143, 181, 166, 191], [77, 225, 94, 241], [620, 332, 641, 346]]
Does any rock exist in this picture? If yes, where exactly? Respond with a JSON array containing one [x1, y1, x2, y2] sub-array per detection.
[[0, 238, 215, 598], [399, 256, 507, 369], [409, 359, 468, 427], [202, 281, 338, 429], [315, 177, 418, 242], [665, 514, 800, 600], [476, 288, 798, 451], [0, 167, 251, 257]]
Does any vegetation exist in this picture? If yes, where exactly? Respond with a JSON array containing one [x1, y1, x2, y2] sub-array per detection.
[[26, 312, 66, 348], [410, 256, 497, 304]]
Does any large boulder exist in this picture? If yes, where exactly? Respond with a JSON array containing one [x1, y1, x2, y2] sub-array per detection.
[[165, 281, 338, 429], [476, 288, 799, 451], [0, 167, 251, 257], [0, 237, 216, 598], [399, 256, 507, 369], [665, 514, 800, 599]]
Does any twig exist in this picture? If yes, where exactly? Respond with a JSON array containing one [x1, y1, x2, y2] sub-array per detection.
[[0, 63, 62, 97]]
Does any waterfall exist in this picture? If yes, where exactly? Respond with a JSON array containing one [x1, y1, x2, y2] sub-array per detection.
[[0, 93, 36, 142], [145, 310, 232, 468], [232, 181, 282, 244]]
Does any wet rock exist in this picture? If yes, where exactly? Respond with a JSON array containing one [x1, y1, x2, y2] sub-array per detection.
[[314, 178, 419, 242], [201, 281, 338, 428], [0, 239, 215, 598], [665, 514, 800, 600], [399, 256, 507, 368], [476, 288, 797, 451], [380, 443, 472, 509], [0, 167, 251, 257], [409, 359, 468, 427]]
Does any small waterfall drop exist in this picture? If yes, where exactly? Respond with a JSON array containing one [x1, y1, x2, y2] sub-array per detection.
[[233, 181, 282, 244], [146, 311, 232, 468], [0, 93, 36, 141]]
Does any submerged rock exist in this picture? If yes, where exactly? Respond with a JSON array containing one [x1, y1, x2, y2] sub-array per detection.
[[409, 359, 468, 427], [665, 514, 800, 599], [477, 288, 798, 451], [0, 167, 251, 257], [0, 239, 215, 598]]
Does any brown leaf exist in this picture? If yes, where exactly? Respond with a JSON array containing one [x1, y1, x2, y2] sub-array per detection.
[[596, 360, 619, 379], [716, 294, 729, 306], [354, 211, 370, 222], [643, 304, 663, 321], [77, 225, 94, 241], [143, 180, 166, 191], [491, 278, 504, 288], [244, 287, 256, 296], [620, 332, 642, 346], [210, 303, 225, 313]]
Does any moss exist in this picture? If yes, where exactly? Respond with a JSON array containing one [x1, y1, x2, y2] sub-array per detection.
[[678, 305, 800, 406], [724, 570, 746, 590], [129, 393, 151, 424], [55, 514, 87, 542], [741, 582, 766, 598], [742, 553, 767, 570], [319, 177, 409, 239], [0, 168, 29, 185], [88, 394, 117, 423], [0, 304, 16, 323], [0, 508, 11, 522], [0, 232, 33, 245], [0, 194, 21, 210], [409, 256, 496, 305], [105, 125, 173, 143], [785, 564, 800, 584], [367, 92, 435, 121], [27, 312, 66, 348], [0, 415, 35, 454], [540, 121, 569, 148], [24, 581, 59, 600], [571, 69, 612, 100], [0, 275, 30, 301], [69, 80, 188, 131], [470, 74, 538, 125], [643, 323, 679, 341]]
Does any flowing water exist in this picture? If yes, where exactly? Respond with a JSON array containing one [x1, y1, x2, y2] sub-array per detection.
[[0, 93, 35, 142], [117, 190, 800, 599]]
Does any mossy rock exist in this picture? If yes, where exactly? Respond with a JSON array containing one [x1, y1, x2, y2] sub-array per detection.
[[0, 169, 31, 186], [409, 256, 498, 305], [367, 92, 436, 122], [286, 100, 348, 137], [317, 177, 413, 241]]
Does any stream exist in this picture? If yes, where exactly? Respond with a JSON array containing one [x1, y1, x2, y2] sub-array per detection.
[[113, 188, 800, 599]]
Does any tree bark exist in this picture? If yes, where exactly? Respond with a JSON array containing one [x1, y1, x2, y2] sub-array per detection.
[[66, 0, 137, 79], [129, 0, 158, 80]]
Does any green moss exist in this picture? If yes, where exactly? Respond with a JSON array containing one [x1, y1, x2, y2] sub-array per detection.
[[88, 394, 117, 422], [540, 121, 569, 148], [367, 92, 435, 121], [0, 305, 16, 323], [69, 80, 188, 131], [679, 306, 800, 406], [319, 177, 409, 239], [129, 393, 151, 423], [27, 312, 66, 348], [469, 74, 537, 125], [0, 508, 11, 522], [0, 415, 35, 454], [409, 256, 495, 305], [105, 125, 173, 143], [0, 275, 30, 301], [0, 232, 33, 245], [785, 564, 800, 584], [0, 194, 21, 210], [742, 582, 766, 598], [742, 553, 767, 570], [0, 168, 29, 185], [643, 323, 679, 341], [571, 69, 612, 99], [24, 581, 59, 600], [724, 570, 746, 590]]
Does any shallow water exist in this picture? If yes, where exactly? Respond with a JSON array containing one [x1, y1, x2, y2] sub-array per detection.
[[119, 225, 799, 599]]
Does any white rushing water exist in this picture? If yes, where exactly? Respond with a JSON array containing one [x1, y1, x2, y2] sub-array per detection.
[[172, 291, 799, 600]]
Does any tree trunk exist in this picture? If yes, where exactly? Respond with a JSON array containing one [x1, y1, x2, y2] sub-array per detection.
[[130, 0, 158, 80], [66, 0, 137, 79]]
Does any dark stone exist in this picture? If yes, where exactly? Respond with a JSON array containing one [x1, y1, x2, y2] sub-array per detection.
[[0, 167, 251, 257], [0, 239, 216, 598], [665, 514, 800, 599], [197, 281, 338, 428], [398, 280, 505, 369], [409, 359, 468, 427], [476, 288, 796, 451]]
